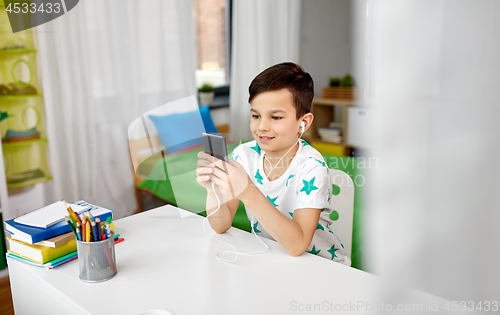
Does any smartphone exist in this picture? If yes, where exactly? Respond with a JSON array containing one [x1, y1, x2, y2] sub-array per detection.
[[202, 132, 228, 162]]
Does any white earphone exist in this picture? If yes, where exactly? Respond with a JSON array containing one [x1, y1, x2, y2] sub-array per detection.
[[300, 121, 305, 134]]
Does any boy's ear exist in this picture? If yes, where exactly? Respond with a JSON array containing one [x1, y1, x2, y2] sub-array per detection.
[[299, 113, 314, 133]]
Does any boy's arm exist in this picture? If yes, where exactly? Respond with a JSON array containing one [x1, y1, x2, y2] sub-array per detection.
[[205, 186, 240, 234], [209, 157, 329, 256], [197, 151, 241, 234], [240, 187, 321, 256]]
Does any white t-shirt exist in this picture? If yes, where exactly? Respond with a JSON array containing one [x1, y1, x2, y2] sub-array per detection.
[[231, 139, 350, 265]]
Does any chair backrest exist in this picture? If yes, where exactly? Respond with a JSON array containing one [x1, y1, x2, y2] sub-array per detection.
[[328, 169, 355, 258]]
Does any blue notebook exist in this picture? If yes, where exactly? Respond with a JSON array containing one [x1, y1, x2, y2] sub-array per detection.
[[4, 200, 114, 244]]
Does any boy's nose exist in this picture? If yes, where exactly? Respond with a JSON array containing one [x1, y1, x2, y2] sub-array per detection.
[[258, 120, 270, 131]]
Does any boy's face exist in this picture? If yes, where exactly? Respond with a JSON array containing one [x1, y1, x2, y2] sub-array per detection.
[[250, 88, 301, 157]]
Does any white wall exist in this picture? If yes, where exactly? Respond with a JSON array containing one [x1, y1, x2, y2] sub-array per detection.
[[5, 185, 45, 220], [299, 0, 352, 97]]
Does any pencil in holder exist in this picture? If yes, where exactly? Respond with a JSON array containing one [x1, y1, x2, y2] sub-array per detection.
[[76, 232, 117, 283]]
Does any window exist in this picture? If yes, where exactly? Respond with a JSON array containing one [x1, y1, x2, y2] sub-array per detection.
[[194, 0, 231, 89]]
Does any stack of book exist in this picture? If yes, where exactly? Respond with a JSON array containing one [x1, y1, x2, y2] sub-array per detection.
[[4, 200, 114, 269], [318, 127, 343, 143]]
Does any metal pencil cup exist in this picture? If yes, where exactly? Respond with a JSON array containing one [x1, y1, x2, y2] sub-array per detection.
[[76, 232, 117, 283]]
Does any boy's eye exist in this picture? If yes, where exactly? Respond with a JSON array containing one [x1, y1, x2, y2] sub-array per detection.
[[272, 116, 282, 120], [252, 115, 260, 119]]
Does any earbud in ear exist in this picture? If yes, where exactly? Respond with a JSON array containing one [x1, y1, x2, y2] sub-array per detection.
[[300, 121, 305, 134]]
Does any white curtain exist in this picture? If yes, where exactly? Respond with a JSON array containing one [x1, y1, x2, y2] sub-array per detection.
[[36, 0, 196, 218], [355, 0, 500, 302], [230, 0, 302, 141]]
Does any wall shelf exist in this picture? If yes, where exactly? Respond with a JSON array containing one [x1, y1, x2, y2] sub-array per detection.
[[0, 49, 37, 55], [2, 137, 47, 147], [0, 94, 43, 101], [303, 97, 356, 156]]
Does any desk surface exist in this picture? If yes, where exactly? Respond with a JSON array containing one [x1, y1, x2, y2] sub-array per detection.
[[9, 205, 447, 315]]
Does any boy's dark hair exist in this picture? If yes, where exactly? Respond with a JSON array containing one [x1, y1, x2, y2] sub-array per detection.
[[248, 62, 314, 120]]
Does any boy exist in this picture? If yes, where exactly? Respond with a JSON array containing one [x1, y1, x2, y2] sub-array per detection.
[[196, 62, 350, 265]]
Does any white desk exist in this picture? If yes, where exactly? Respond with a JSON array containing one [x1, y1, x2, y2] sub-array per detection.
[[9, 205, 447, 315]]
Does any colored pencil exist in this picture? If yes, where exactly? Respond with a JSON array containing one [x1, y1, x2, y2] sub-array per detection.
[[68, 215, 77, 229], [95, 218, 105, 240], [91, 221, 99, 242], [84, 215, 92, 239], [86, 221, 91, 242], [81, 219, 86, 242], [65, 216, 78, 239], [76, 222, 81, 241], [103, 241, 115, 270], [100, 223, 106, 240], [70, 210, 82, 227], [114, 238, 124, 245], [63, 200, 82, 226]]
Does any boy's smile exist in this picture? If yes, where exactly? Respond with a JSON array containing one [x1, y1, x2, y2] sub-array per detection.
[[250, 88, 302, 160]]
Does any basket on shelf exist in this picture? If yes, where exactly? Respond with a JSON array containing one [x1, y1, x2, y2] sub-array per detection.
[[321, 87, 356, 100]]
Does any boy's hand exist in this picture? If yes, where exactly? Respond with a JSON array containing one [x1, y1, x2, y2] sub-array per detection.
[[196, 151, 251, 201], [196, 151, 216, 190]]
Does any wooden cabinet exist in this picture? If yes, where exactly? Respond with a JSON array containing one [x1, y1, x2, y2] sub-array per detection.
[[303, 97, 355, 156]]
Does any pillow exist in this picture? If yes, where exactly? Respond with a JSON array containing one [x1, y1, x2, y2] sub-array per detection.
[[149, 106, 218, 153], [199, 105, 219, 134]]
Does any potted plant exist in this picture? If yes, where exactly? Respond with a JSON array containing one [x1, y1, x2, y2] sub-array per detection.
[[322, 74, 356, 100], [329, 77, 341, 87], [198, 83, 214, 105]]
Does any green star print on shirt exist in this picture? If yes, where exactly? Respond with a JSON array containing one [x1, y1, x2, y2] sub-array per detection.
[[328, 244, 339, 260], [255, 169, 264, 184], [307, 245, 321, 255], [231, 152, 239, 161], [315, 159, 326, 167], [286, 174, 295, 187], [316, 222, 324, 231], [300, 177, 319, 195], [267, 195, 279, 207], [250, 143, 261, 154], [253, 221, 261, 233], [315, 159, 329, 173]]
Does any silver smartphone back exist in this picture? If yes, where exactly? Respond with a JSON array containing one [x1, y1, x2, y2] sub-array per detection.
[[202, 132, 228, 162]]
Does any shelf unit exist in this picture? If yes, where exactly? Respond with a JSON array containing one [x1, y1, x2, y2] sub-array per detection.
[[303, 97, 356, 156], [0, 6, 52, 191]]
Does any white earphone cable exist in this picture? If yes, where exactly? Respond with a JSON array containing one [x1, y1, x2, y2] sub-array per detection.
[[203, 182, 270, 263], [264, 123, 305, 177]]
